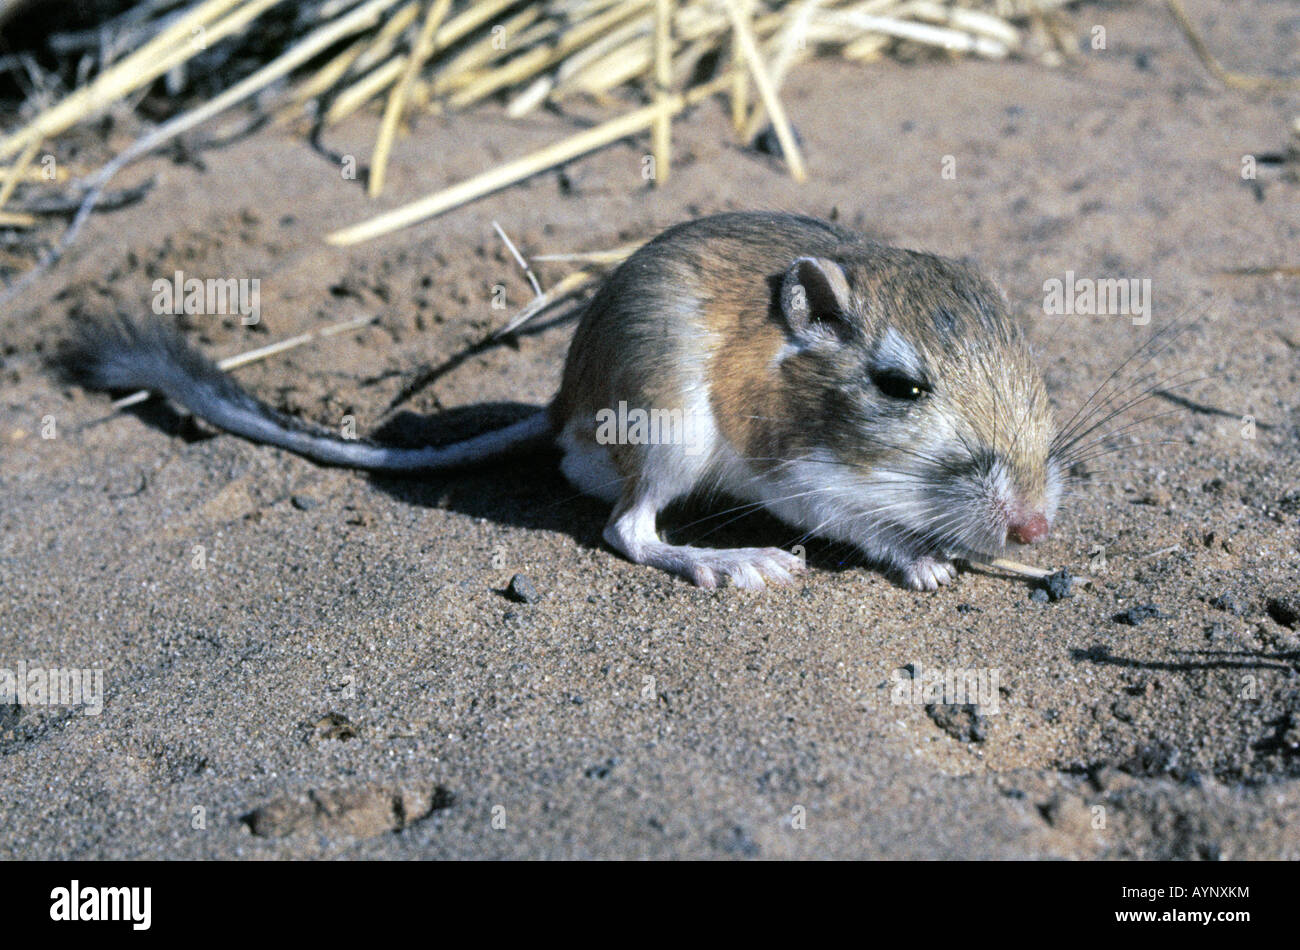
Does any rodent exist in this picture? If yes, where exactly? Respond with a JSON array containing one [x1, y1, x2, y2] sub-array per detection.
[[64, 211, 1062, 590]]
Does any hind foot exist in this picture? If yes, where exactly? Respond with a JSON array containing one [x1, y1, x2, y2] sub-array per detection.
[[604, 498, 804, 589]]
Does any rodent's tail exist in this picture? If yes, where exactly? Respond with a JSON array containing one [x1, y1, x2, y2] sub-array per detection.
[[59, 315, 553, 471]]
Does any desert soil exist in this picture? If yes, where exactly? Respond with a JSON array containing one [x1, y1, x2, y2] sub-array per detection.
[[1, 0, 1298, 858]]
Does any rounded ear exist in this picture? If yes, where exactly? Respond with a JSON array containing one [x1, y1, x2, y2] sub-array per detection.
[[780, 257, 854, 341]]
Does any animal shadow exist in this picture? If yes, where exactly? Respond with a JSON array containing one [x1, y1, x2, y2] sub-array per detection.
[[366, 403, 859, 577]]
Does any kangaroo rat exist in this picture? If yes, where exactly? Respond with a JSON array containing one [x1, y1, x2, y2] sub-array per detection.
[[66, 212, 1061, 590]]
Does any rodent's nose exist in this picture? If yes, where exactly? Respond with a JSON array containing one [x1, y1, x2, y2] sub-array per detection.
[[1008, 512, 1049, 545]]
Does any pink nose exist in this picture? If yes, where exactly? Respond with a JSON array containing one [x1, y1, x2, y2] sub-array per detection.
[[1008, 512, 1048, 545]]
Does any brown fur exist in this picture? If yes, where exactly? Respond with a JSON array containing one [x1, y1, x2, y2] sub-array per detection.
[[553, 212, 1052, 509]]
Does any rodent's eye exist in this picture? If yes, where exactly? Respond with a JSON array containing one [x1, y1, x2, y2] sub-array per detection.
[[872, 370, 929, 401]]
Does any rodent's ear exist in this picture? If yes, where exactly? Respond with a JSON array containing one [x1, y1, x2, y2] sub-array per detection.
[[780, 257, 854, 341]]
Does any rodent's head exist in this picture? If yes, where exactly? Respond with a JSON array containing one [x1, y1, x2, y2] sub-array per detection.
[[772, 247, 1062, 558]]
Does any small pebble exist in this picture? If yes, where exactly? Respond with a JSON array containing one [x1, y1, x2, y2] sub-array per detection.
[[506, 573, 542, 604], [752, 123, 804, 158], [1029, 588, 1049, 603], [309, 712, 357, 742], [1043, 569, 1075, 601], [1266, 594, 1299, 629], [1113, 603, 1166, 626], [290, 494, 319, 511], [925, 703, 987, 743]]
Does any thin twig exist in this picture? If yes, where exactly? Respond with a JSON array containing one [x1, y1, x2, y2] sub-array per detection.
[[369, 0, 453, 197], [0, 137, 42, 211], [533, 243, 641, 265], [493, 269, 594, 339], [723, 0, 806, 182], [957, 555, 1090, 585], [652, 0, 673, 184], [1166, 0, 1300, 91], [492, 220, 543, 299]]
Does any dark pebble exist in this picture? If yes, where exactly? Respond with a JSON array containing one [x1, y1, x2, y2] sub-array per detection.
[[290, 494, 319, 511], [925, 703, 987, 743], [506, 574, 542, 604], [752, 123, 804, 158], [1043, 569, 1075, 601], [1266, 594, 1300, 629], [1113, 603, 1166, 625]]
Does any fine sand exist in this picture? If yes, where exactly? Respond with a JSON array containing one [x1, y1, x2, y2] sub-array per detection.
[[1, 0, 1297, 858]]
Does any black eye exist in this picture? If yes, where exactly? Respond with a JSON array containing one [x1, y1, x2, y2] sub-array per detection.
[[872, 370, 929, 401]]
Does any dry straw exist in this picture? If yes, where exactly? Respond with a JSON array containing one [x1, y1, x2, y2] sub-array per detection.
[[368, 0, 454, 196], [2, 0, 1199, 302]]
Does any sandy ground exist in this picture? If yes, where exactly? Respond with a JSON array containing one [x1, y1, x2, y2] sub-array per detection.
[[1, 1, 1298, 859]]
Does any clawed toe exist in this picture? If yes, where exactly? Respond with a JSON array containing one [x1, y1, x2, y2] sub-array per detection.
[[683, 547, 805, 589], [901, 556, 957, 591]]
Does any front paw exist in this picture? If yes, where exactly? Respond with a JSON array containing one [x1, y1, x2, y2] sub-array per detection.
[[899, 555, 957, 591]]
